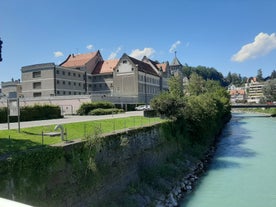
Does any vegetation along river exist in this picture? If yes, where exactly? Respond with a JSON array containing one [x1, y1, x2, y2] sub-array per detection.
[[181, 113, 276, 207]]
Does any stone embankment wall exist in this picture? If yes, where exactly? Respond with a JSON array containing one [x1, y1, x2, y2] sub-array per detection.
[[0, 123, 179, 207]]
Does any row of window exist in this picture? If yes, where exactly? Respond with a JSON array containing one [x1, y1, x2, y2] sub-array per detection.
[[138, 84, 160, 94], [56, 80, 109, 89], [138, 75, 159, 84]]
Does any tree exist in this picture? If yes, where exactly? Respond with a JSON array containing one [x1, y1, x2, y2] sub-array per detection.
[[150, 92, 185, 120], [168, 75, 184, 97], [187, 73, 206, 96], [263, 79, 276, 101], [256, 68, 263, 82], [270, 70, 276, 79]]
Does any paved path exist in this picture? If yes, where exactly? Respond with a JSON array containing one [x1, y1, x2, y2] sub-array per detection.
[[0, 111, 144, 130]]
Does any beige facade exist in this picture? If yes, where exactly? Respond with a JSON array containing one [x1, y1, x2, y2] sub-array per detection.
[[1, 79, 22, 98], [246, 81, 265, 103], [113, 54, 161, 104], [20, 51, 176, 105]]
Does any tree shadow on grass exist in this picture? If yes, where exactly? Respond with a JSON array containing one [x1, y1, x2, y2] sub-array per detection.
[[0, 138, 43, 158]]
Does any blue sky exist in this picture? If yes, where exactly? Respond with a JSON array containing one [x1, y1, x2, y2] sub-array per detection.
[[0, 0, 276, 82]]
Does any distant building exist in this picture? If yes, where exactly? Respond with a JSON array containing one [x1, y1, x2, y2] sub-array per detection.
[[228, 84, 246, 103], [1, 79, 22, 98], [113, 54, 162, 104], [245, 78, 265, 103]]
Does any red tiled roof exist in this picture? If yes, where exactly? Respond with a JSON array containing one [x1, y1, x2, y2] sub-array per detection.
[[93, 59, 119, 74], [60, 52, 98, 67], [157, 62, 169, 72], [230, 89, 246, 95]]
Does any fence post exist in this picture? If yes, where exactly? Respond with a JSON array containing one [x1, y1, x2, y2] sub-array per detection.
[[113, 119, 115, 132], [42, 131, 44, 145], [84, 124, 87, 138]]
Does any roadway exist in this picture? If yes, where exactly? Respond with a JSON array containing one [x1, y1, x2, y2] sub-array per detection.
[[0, 111, 144, 130]]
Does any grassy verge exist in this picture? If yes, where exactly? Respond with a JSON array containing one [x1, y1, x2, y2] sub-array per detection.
[[0, 116, 164, 156]]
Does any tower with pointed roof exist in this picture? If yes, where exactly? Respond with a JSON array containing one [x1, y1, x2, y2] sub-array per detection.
[[169, 51, 183, 77]]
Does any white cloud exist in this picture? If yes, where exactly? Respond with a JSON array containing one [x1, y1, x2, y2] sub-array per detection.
[[169, 40, 181, 53], [130, 48, 155, 60], [231, 32, 276, 62], [108, 46, 122, 60], [86, 44, 93, 50], [53, 51, 63, 58]]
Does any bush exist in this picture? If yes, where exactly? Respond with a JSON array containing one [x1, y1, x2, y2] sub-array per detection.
[[77, 101, 115, 115], [88, 108, 124, 115], [0, 104, 62, 123]]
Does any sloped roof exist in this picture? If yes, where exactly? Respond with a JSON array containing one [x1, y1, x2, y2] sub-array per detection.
[[93, 59, 119, 74], [157, 62, 169, 72], [170, 57, 182, 66], [127, 55, 159, 76], [60, 52, 98, 68]]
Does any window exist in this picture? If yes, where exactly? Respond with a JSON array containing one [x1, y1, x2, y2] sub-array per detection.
[[68, 81, 71, 85], [63, 81, 65, 85], [32, 71, 41, 78], [74, 82, 76, 86], [62, 71, 65, 75], [123, 60, 127, 64], [63, 91, 66, 95], [69, 91, 71, 95], [57, 91, 60, 95], [68, 72, 71, 76], [57, 80, 60, 84], [73, 73, 76, 77], [78, 83, 81, 86], [33, 82, 41, 89], [78, 74, 81, 77], [33, 92, 41, 97], [56, 70, 59, 74]]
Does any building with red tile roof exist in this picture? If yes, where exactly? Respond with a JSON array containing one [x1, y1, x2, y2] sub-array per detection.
[[60, 51, 103, 74]]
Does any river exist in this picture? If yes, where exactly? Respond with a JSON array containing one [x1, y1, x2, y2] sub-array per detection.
[[181, 113, 276, 207]]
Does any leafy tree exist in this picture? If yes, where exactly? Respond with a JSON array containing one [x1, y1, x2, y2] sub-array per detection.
[[186, 73, 206, 96], [150, 92, 185, 120], [168, 75, 183, 97], [182, 64, 227, 86], [263, 79, 276, 101]]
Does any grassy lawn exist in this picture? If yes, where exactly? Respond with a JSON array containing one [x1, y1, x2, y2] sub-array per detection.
[[0, 116, 165, 156]]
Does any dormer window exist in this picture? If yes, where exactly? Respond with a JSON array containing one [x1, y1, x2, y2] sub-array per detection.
[[123, 60, 127, 64]]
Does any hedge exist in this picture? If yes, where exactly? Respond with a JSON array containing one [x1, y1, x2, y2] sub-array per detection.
[[0, 104, 62, 123], [77, 101, 115, 115], [88, 108, 124, 115]]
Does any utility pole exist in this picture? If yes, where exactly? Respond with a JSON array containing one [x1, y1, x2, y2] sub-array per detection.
[[0, 38, 3, 62]]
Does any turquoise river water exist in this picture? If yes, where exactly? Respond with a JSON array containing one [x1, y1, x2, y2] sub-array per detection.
[[181, 113, 276, 207]]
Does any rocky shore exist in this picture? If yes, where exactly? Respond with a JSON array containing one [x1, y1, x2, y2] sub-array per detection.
[[155, 146, 216, 207]]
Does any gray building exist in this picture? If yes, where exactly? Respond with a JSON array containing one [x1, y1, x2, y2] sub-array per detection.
[[21, 63, 87, 97], [1, 79, 22, 98], [20, 50, 180, 105], [113, 54, 162, 104]]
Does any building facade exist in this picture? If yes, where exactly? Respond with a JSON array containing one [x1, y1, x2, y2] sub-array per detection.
[[113, 54, 161, 104], [1, 79, 22, 98], [20, 50, 179, 105]]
